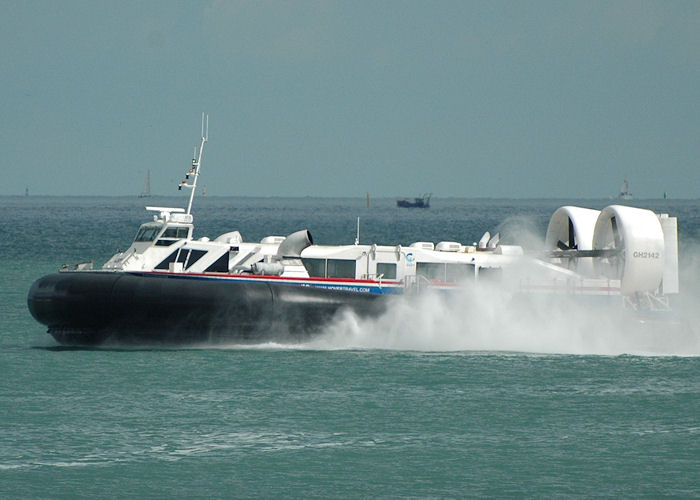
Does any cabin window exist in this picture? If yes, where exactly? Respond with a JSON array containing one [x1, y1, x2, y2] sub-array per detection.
[[302, 258, 326, 278], [134, 225, 161, 242], [162, 226, 190, 239], [416, 262, 475, 283], [376, 262, 397, 279], [155, 248, 207, 271], [327, 259, 355, 279], [205, 253, 229, 273], [155, 250, 179, 270], [302, 258, 355, 278], [446, 263, 475, 282], [155, 239, 177, 246], [156, 226, 190, 246], [179, 249, 207, 269], [417, 262, 444, 281]]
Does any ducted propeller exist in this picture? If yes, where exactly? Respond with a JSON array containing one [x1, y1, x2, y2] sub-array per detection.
[[556, 218, 578, 251]]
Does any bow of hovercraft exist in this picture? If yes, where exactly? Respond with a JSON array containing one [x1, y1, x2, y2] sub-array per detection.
[[27, 270, 388, 346]]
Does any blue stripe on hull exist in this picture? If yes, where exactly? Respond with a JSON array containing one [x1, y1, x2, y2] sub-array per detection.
[[136, 272, 405, 295]]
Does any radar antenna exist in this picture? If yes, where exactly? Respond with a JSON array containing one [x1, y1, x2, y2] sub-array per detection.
[[178, 113, 209, 215]]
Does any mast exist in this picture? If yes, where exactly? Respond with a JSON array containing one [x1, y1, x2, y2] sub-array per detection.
[[178, 113, 209, 215], [140, 170, 151, 197]]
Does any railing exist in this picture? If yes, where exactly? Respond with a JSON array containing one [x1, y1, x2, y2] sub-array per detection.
[[403, 274, 434, 293], [623, 292, 671, 311]]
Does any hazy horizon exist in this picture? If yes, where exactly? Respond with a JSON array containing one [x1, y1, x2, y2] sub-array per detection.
[[5, 192, 696, 201]]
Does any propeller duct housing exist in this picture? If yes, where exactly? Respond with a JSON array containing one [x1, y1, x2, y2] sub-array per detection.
[[545, 206, 601, 275], [593, 205, 665, 295]]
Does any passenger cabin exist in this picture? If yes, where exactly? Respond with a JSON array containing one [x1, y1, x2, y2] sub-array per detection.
[[298, 242, 510, 285], [103, 205, 520, 286]]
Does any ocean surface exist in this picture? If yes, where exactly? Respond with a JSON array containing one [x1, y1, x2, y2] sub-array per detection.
[[1, 196, 699, 498]]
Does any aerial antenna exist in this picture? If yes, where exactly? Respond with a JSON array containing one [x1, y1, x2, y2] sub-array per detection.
[[179, 113, 209, 215], [355, 217, 360, 245]]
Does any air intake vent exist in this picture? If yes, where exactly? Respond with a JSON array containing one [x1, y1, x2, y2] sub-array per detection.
[[436, 241, 461, 252], [410, 241, 435, 250]]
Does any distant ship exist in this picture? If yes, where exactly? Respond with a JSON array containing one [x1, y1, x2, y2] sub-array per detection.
[[397, 193, 431, 208], [139, 170, 152, 198], [619, 179, 633, 200]]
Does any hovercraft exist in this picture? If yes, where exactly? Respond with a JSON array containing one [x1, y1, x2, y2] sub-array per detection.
[[28, 116, 680, 346]]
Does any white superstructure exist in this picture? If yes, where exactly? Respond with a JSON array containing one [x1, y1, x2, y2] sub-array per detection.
[[95, 114, 680, 311]]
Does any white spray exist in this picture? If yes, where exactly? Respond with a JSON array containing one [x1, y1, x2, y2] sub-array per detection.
[[305, 217, 700, 356], [306, 278, 699, 356]]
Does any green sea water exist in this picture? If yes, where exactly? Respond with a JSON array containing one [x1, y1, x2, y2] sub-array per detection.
[[2, 196, 699, 498]]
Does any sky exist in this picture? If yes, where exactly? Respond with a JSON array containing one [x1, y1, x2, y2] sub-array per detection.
[[1, 0, 698, 198]]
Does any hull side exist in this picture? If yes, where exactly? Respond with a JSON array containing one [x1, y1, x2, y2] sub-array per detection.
[[28, 272, 388, 346]]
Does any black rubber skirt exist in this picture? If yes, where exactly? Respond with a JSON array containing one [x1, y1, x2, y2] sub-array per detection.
[[28, 272, 389, 346]]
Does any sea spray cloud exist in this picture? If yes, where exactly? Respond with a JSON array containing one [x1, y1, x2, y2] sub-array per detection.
[[312, 259, 700, 356]]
